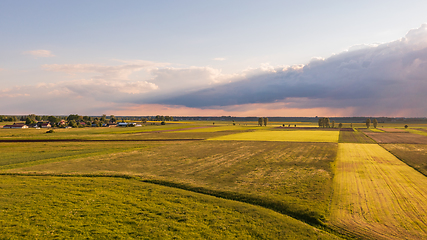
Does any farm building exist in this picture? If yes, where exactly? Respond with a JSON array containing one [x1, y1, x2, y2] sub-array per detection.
[[40, 123, 51, 128], [3, 123, 29, 129]]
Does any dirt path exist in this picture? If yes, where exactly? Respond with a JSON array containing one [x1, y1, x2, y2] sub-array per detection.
[[330, 143, 427, 239], [0, 139, 204, 142]]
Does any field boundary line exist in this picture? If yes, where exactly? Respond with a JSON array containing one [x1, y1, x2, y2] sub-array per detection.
[[0, 172, 353, 239], [379, 143, 427, 178], [358, 130, 378, 144]]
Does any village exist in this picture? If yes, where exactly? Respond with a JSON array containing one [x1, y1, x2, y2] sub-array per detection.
[[0, 114, 145, 129]]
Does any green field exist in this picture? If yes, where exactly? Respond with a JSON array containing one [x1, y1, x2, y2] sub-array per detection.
[[209, 130, 340, 142], [338, 130, 375, 143], [2, 122, 427, 239], [0, 176, 339, 239], [4, 141, 337, 226]]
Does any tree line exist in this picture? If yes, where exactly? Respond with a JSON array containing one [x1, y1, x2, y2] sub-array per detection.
[[258, 117, 268, 126]]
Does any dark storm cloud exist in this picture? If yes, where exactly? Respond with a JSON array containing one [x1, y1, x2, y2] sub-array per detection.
[[154, 24, 427, 115]]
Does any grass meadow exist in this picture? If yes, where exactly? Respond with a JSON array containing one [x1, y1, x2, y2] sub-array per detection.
[[1, 121, 427, 239], [0, 176, 340, 239]]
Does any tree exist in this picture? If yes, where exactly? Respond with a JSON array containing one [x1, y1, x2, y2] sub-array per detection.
[[318, 117, 329, 128], [67, 114, 81, 121], [373, 119, 378, 128], [68, 120, 77, 128], [318, 118, 323, 128], [48, 116, 59, 125], [110, 115, 116, 123], [331, 120, 335, 128], [366, 118, 371, 128], [258, 117, 263, 126], [338, 123, 343, 128], [100, 114, 107, 123], [25, 117, 36, 125], [264, 117, 268, 126]]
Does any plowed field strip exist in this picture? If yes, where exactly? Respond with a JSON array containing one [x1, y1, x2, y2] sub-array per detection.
[[0, 139, 204, 142], [330, 143, 427, 239]]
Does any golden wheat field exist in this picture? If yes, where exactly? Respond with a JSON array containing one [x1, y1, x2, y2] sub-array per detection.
[[330, 143, 427, 239]]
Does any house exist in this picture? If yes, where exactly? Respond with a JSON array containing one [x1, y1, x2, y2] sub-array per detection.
[[40, 123, 51, 128], [37, 122, 51, 128], [117, 122, 128, 127], [3, 123, 29, 129]]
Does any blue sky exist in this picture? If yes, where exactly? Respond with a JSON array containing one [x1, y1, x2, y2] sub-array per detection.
[[1, 1, 427, 116]]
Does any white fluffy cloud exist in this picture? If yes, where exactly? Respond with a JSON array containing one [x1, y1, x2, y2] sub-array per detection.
[[23, 49, 55, 58], [0, 61, 239, 114], [43, 60, 168, 80], [156, 24, 427, 116]]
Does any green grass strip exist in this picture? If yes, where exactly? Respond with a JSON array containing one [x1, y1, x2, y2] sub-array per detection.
[[0, 172, 349, 239], [0, 147, 149, 171], [406, 129, 427, 137]]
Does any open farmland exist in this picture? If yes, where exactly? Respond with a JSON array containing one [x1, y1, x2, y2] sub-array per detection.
[[382, 144, 427, 176], [2, 122, 427, 239], [378, 128, 408, 133], [330, 143, 427, 239], [363, 132, 427, 144], [0, 141, 152, 170], [4, 140, 338, 227], [338, 130, 375, 143], [208, 130, 340, 142], [0, 175, 340, 239]]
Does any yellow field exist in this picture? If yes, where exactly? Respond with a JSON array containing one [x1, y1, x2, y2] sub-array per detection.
[[330, 143, 427, 239], [208, 130, 339, 142], [175, 125, 261, 132]]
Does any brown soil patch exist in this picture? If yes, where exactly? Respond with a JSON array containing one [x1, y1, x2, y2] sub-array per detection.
[[364, 132, 427, 144], [378, 128, 408, 133], [275, 127, 349, 131], [415, 128, 427, 133]]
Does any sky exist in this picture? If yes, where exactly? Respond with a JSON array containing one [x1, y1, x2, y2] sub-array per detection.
[[1, 0, 427, 117]]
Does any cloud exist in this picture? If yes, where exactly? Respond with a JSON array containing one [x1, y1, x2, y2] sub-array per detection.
[[154, 24, 427, 116], [213, 57, 226, 61], [43, 60, 168, 80], [0, 61, 239, 114], [23, 49, 55, 58]]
